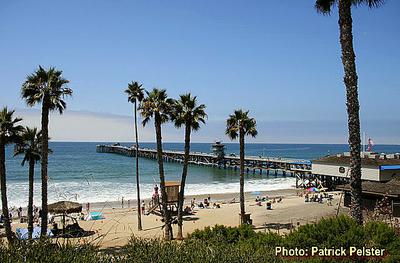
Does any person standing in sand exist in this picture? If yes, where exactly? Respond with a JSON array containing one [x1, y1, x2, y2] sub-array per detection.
[[191, 198, 196, 209], [141, 200, 145, 215], [152, 185, 159, 205], [121, 197, 124, 208], [17, 207, 22, 219]]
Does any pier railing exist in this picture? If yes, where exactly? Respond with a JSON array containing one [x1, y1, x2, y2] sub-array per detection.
[[96, 144, 312, 176]]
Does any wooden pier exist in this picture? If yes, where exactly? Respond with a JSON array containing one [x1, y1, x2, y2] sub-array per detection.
[[96, 144, 400, 191], [96, 144, 314, 187]]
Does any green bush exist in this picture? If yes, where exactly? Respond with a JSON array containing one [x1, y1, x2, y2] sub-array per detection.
[[1, 216, 399, 262], [283, 216, 400, 262], [123, 237, 279, 263], [187, 224, 257, 244], [0, 239, 111, 263]]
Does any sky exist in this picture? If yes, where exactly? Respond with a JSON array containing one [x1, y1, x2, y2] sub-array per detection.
[[0, 1, 399, 144]]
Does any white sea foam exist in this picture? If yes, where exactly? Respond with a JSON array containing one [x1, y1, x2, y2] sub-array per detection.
[[4, 177, 295, 208]]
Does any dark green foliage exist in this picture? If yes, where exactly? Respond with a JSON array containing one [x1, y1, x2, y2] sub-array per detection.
[[285, 215, 364, 248], [187, 224, 259, 244], [0, 239, 111, 263], [285, 216, 400, 254], [1, 216, 399, 262], [123, 237, 278, 263]]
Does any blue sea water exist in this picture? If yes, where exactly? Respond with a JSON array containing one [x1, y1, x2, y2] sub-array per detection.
[[3, 142, 400, 207]]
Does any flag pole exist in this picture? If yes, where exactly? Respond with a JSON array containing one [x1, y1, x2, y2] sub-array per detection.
[[362, 132, 365, 156]]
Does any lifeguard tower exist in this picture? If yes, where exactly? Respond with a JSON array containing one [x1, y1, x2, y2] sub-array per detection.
[[164, 181, 180, 203], [147, 181, 181, 216]]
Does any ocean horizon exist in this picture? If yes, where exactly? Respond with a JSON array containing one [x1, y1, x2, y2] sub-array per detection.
[[3, 142, 400, 208]]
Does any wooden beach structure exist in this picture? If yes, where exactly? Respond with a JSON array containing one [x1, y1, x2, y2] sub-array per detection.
[[313, 152, 400, 217], [312, 152, 400, 188], [96, 143, 313, 186], [96, 143, 400, 191], [146, 181, 181, 217], [337, 176, 400, 217]]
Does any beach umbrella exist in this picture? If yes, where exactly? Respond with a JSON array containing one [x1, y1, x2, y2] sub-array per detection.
[[306, 187, 319, 192], [48, 201, 82, 214]]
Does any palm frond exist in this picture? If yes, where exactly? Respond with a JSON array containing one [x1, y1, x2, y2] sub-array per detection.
[[172, 93, 207, 132], [13, 126, 43, 166], [125, 81, 145, 103], [142, 116, 151, 127], [139, 88, 174, 126], [225, 109, 257, 140], [21, 66, 72, 113], [0, 107, 24, 145], [353, 0, 384, 8], [315, 0, 336, 14]]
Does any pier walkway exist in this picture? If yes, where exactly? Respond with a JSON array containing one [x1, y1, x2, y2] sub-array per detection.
[[96, 144, 312, 178]]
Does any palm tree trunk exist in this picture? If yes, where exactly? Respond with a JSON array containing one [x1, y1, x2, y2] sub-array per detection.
[[239, 129, 246, 224], [155, 114, 172, 240], [177, 123, 191, 240], [0, 138, 13, 243], [28, 159, 35, 240], [40, 98, 50, 236], [338, 0, 363, 224], [134, 101, 142, 231]]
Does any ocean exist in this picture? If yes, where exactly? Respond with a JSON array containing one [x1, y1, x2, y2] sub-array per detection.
[[3, 142, 400, 208]]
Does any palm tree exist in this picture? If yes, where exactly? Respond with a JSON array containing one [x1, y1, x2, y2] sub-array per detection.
[[315, 0, 383, 224], [124, 81, 145, 231], [171, 94, 207, 240], [14, 127, 42, 240], [21, 66, 72, 236], [0, 107, 23, 243], [140, 88, 174, 240], [226, 110, 257, 225]]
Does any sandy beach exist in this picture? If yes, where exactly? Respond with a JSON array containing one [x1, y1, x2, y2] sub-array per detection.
[[8, 188, 349, 248]]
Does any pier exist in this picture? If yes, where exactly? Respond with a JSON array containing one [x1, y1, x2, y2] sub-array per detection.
[[96, 143, 316, 188]]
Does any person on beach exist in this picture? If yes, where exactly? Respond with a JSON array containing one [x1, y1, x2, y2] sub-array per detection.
[[86, 202, 90, 212], [33, 205, 38, 222], [121, 197, 124, 208], [141, 200, 145, 215], [190, 198, 196, 209], [17, 207, 22, 219], [152, 184, 159, 205], [128, 199, 130, 208]]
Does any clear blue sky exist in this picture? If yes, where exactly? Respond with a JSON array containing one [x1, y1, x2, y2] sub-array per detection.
[[0, 1, 399, 143]]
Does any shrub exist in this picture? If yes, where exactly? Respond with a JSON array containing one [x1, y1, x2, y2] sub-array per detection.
[[1, 216, 399, 262], [187, 224, 257, 244], [0, 239, 110, 263]]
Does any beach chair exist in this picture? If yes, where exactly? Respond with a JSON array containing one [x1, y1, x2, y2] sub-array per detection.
[[16, 227, 53, 240]]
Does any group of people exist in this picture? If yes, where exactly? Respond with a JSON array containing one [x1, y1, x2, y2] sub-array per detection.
[[190, 196, 221, 209], [255, 196, 282, 203], [1, 206, 42, 225], [304, 192, 333, 205]]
